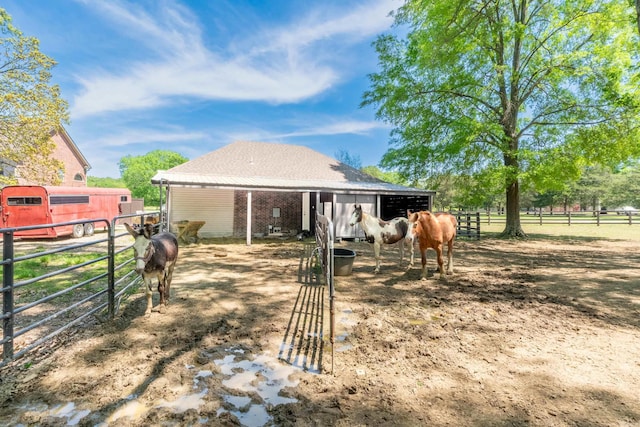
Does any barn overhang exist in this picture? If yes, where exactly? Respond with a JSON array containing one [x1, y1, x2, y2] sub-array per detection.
[[151, 171, 435, 197], [152, 171, 435, 244]]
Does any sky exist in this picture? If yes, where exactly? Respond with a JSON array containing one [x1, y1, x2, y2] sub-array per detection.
[[2, 0, 403, 178]]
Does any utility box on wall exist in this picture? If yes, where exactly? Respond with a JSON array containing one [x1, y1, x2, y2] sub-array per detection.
[[233, 191, 302, 238]]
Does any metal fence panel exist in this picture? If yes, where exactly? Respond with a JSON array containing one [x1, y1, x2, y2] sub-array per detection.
[[1, 212, 160, 368]]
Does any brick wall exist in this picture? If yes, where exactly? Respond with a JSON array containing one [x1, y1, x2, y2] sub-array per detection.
[[50, 132, 87, 186], [16, 131, 87, 186], [233, 191, 302, 237]]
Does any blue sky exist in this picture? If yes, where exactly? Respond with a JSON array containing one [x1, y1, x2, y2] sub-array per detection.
[[2, 0, 401, 178]]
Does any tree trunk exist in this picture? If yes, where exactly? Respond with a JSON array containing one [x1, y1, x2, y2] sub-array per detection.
[[501, 178, 527, 238], [636, 0, 640, 36], [500, 132, 527, 237]]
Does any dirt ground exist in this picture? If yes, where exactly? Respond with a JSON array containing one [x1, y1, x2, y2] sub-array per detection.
[[1, 233, 639, 426]]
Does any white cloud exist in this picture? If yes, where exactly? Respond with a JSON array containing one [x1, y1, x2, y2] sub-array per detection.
[[217, 119, 390, 143], [276, 120, 390, 138], [70, 0, 397, 118], [90, 129, 208, 148]]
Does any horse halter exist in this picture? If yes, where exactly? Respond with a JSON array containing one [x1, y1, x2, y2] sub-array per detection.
[[135, 240, 155, 264], [350, 205, 363, 225]]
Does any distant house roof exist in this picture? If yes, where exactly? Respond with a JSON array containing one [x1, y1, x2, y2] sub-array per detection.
[[152, 141, 433, 196], [55, 126, 90, 172]]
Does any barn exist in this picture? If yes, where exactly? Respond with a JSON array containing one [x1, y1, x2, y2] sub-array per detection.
[[151, 141, 434, 243]]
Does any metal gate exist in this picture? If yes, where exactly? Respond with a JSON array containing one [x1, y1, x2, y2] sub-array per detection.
[[1, 212, 160, 368], [277, 212, 336, 375], [314, 212, 335, 374]]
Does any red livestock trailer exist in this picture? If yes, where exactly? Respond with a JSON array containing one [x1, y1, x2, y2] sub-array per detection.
[[0, 185, 132, 238]]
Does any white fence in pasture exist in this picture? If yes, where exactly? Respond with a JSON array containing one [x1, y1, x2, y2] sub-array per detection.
[[480, 209, 640, 226]]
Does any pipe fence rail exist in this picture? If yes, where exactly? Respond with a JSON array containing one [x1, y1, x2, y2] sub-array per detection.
[[1, 212, 160, 368], [481, 209, 640, 226]]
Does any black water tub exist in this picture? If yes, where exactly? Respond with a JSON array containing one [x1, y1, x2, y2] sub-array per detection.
[[334, 248, 356, 276]]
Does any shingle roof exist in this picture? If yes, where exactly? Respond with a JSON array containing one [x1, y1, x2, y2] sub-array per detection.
[[152, 141, 433, 195]]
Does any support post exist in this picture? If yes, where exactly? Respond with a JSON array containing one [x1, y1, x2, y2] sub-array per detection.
[[108, 221, 115, 319], [246, 191, 252, 246], [3, 231, 14, 361]]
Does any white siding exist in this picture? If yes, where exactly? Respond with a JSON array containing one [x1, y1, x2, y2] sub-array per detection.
[[302, 192, 310, 231], [335, 194, 376, 239], [169, 187, 234, 237]]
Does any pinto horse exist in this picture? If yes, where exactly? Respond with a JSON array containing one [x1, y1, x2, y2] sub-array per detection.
[[125, 223, 179, 315], [407, 210, 457, 280], [348, 204, 414, 273]]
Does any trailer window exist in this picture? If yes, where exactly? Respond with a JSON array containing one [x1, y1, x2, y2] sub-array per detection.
[[50, 195, 89, 205], [120, 196, 128, 202], [7, 197, 42, 206]]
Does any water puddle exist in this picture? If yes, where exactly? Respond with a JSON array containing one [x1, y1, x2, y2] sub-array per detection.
[[16, 402, 90, 426], [336, 332, 353, 352], [215, 348, 299, 425], [11, 346, 300, 427], [336, 308, 356, 352]]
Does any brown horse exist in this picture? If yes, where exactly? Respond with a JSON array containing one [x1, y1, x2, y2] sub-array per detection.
[[407, 210, 457, 279]]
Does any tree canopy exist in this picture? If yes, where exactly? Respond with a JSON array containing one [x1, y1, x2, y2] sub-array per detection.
[[87, 176, 126, 188], [0, 8, 69, 186], [363, 0, 640, 237], [119, 150, 188, 207]]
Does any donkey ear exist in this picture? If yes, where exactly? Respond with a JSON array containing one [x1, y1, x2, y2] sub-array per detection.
[[124, 223, 139, 237], [143, 223, 154, 239]]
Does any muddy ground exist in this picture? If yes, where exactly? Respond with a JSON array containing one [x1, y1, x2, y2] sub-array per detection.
[[1, 233, 639, 426]]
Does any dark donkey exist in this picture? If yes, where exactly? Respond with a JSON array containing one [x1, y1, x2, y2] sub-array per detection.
[[125, 223, 179, 315]]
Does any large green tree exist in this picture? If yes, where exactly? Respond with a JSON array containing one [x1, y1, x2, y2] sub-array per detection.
[[363, 0, 640, 237], [0, 8, 69, 186], [119, 150, 187, 206]]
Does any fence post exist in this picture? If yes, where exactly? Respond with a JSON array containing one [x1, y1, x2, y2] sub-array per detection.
[[596, 210, 600, 226], [475, 212, 481, 239], [539, 209, 543, 225], [629, 212, 633, 226], [568, 211, 571, 226], [487, 209, 491, 226], [108, 221, 115, 319], [2, 231, 15, 361]]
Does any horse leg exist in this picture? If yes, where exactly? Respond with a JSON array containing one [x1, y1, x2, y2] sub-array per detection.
[[398, 240, 404, 264], [164, 264, 175, 305], [420, 247, 428, 280], [446, 239, 454, 274], [373, 242, 381, 273], [407, 235, 415, 268], [156, 274, 166, 313], [436, 245, 445, 279], [143, 274, 153, 315]]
